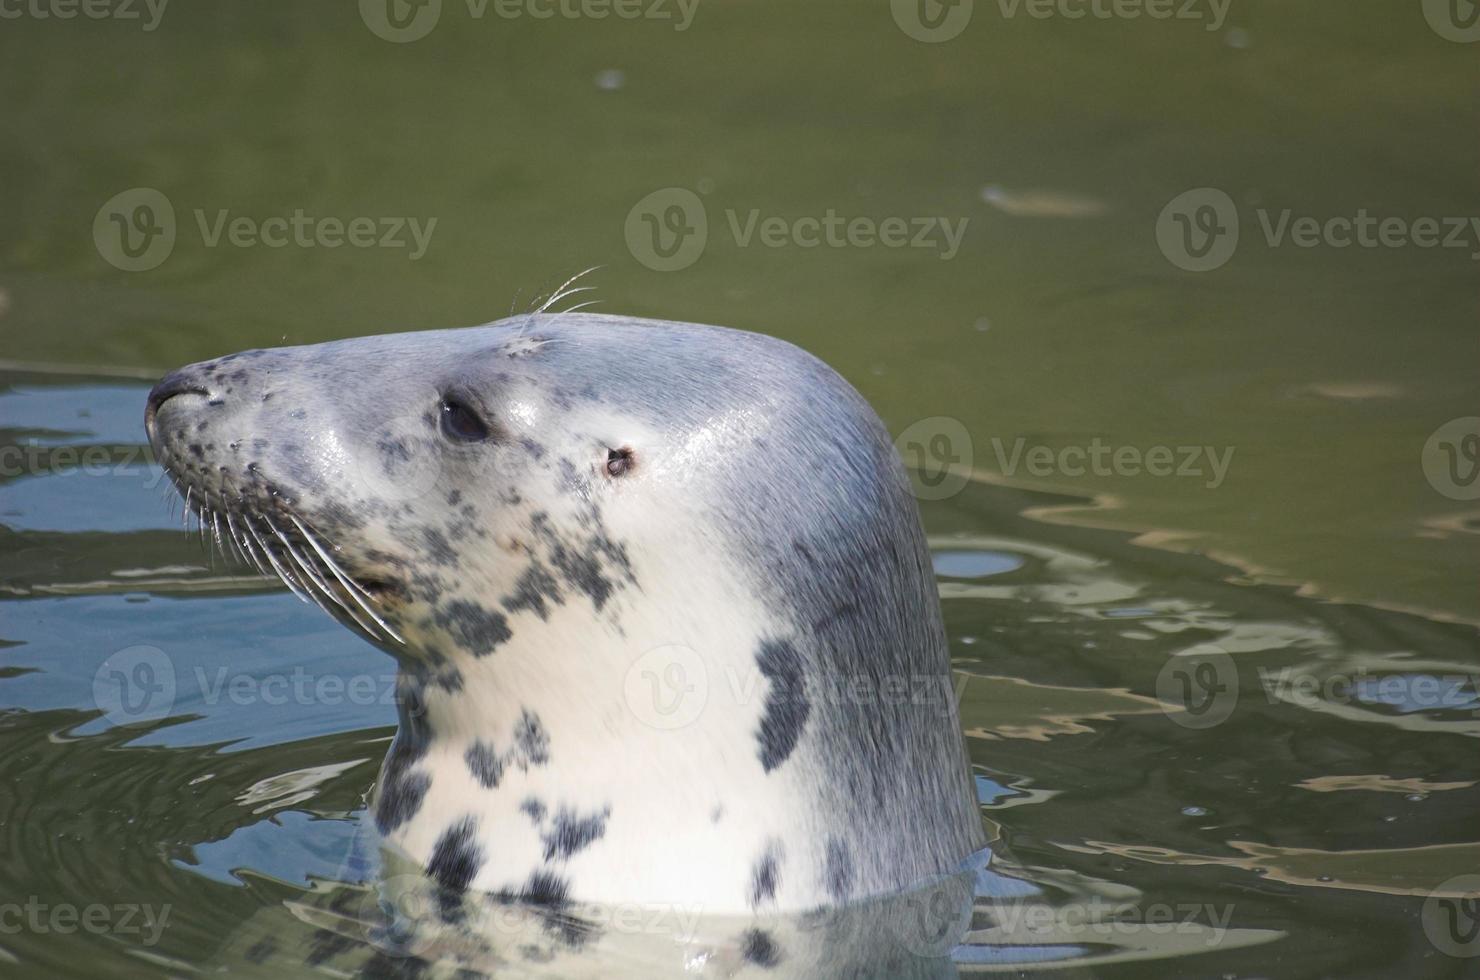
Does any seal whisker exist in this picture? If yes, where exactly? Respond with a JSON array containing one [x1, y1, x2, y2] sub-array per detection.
[[243, 517, 313, 605], [263, 515, 354, 620], [288, 514, 405, 645], [534, 266, 601, 315], [223, 510, 266, 575]]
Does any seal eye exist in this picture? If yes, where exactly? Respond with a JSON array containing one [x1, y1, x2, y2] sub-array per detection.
[[606, 447, 634, 477], [440, 397, 490, 443]]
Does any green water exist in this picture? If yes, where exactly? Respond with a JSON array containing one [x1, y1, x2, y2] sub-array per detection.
[[1, 0, 1478, 976]]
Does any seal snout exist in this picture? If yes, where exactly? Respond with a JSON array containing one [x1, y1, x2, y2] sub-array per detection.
[[144, 368, 212, 445]]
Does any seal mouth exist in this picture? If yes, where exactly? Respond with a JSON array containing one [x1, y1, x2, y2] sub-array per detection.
[[164, 471, 406, 649]]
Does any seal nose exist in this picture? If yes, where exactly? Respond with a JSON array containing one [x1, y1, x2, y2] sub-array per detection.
[[145, 369, 211, 442]]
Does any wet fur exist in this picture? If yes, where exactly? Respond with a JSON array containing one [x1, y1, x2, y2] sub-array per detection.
[[147, 313, 985, 913]]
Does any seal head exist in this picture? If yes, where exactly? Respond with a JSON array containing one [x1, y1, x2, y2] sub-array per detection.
[[147, 313, 985, 912]]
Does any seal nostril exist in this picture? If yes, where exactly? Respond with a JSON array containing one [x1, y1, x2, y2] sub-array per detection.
[[145, 370, 212, 439]]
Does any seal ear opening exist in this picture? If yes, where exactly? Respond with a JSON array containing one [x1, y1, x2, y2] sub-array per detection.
[[605, 447, 635, 477]]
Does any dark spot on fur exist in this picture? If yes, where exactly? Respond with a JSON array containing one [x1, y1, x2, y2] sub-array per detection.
[[514, 710, 550, 767], [422, 528, 458, 567], [428, 816, 484, 894], [520, 437, 547, 460], [541, 806, 610, 861], [465, 741, 505, 789], [502, 561, 563, 620], [755, 639, 810, 772], [433, 600, 512, 657], [430, 667, 464, 693], [521, 798, 548, 824], [378, 437, 411, 474], [447, 489, 462, 506], [750, 841, 783, 908], [741, 928, 783, 968], [375, 685, 432, 834], [519, 870, 570, 907], [824, 837, 855, 902]]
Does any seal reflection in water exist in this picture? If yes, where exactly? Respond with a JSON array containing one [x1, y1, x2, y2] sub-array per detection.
[[146, 313, 985, 931]]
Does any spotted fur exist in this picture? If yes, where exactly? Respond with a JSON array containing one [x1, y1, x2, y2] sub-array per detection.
[[146, 313, 984, 913]]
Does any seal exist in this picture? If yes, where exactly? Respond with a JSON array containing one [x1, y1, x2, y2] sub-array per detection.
[[145, 311, 985, 914]]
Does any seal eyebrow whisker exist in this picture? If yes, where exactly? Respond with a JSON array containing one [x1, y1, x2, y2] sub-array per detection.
[[288, 514, 406, 645], [532, 266, 603, 316]]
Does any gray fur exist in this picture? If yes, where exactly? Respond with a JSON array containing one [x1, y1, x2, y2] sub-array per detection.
[[146, 312, 985, 910]]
